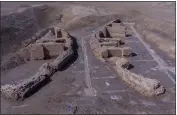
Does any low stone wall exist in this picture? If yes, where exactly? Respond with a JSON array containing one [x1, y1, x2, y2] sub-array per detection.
[[90, 25, 132, 60], [1, 26, 76, 100], [1, 26, 72, 71], [1, 36, 74, 101], [115, 58, 165, 97], [90, 34, 104, 61], [90, 19, 165, 97]]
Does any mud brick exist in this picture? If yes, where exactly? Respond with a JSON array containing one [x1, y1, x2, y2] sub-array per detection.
[[98, 38, 121, 43], [122, 47, 132, 56], [42, 42, 64, 58], [30, 43, 44, 60], [100, 42, 119, 47], [112, 32, 126, 37], [101, 48, 109, 58], [108, 47, 122, 57]]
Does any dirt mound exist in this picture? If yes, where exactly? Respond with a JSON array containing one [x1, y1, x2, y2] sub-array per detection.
[[61, 5, 120, 31]]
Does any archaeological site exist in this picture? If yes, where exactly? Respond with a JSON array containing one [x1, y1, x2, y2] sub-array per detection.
[[1, 1, 176, 114]]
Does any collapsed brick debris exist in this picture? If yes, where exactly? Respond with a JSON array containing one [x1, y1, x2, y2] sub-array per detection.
[[1, 26, 74, 100], [90, 19, 165, 97]]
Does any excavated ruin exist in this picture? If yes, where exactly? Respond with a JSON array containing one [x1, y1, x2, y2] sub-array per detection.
[[90, 19, 165, 97], [1, 26, 75, 100]]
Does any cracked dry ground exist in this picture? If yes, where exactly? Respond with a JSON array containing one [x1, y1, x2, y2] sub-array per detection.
[[1, 23, 176, 114]]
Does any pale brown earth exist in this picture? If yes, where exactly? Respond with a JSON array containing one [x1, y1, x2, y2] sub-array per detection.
[[1, 1, 176, 114]]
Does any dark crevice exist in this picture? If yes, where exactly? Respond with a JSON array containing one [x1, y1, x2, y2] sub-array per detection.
[[105, 27, 112, 38], [120, 41, 125, 45], [99, 31, 105, 38], [43, 45, 51, 60], [122, 63, 134, 70], [113, 19, 121, 23], [126, 34, 132, 37], [57, 30, 62, 38], [73, 106, 78, 114], [130, 52, 137, 57]]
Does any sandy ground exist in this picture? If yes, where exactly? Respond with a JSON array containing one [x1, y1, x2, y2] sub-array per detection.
[[1, 1, 176, 114], [73, 2, 176, 59], [1, 2, 175, 59]]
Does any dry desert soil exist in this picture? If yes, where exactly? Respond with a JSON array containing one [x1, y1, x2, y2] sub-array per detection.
[[1, 1, 176, 114]]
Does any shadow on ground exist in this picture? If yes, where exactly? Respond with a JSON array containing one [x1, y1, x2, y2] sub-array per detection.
[[59, 35, 79, 71]]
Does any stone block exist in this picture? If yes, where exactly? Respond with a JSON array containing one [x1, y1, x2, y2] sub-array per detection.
[[108, 24, 125, 31], [18, 47, 30, 61], [100, 42, 119, 47], [108, 48, 122, 57], [54, 27, 68, 38], [109, 26, 126, 32], [112, 23, 124, 28], [84, 88, 97, 96], [101, 48, 109, 58], [42, 42, 64, 58], [29, 43, 44, 60], [98, 38, 121, 43], [122, 47, 132, 56], [125, 28, 133, 37], [36, 38, 66, 43], [111, 33, 126, 38]]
